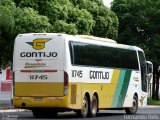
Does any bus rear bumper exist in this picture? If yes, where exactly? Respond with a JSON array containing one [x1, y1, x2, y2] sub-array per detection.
[[13, 96, 68, 108]]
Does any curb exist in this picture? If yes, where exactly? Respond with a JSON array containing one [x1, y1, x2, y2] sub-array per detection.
[[146, 105, 160, 108], [0, 109, 28, 113], [139, 105, 160, 108], [0, 107, 29, 113]]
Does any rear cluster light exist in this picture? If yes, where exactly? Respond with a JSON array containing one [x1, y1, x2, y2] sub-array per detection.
[[64, 71, 68, 95]]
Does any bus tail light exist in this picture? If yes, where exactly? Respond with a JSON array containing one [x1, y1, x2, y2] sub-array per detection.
[[64, 71, 68, 95]]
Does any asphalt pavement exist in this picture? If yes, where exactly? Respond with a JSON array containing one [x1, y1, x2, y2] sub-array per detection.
[[0, 106, 160, 120]]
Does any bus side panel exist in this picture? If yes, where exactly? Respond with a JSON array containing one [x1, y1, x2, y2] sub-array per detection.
[[123, 71, 141, 107]]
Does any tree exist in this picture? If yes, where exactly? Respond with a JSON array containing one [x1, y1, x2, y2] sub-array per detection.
[[14, 7, 51, 34], [51, 20, 78, 34], [18, 0, 95, 35], [111, 0, 160, 99], [0, 0, 119, 67], [0, 0, 16, 66], [0, 0, 51, 67], [19, 0, 118, 38], [70, 0, 118, 39]]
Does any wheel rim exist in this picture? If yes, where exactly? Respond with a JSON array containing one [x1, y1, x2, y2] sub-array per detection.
[[82, 97, 88, 115], [92, 98, 97, 114], [131, 98, 137, 112]]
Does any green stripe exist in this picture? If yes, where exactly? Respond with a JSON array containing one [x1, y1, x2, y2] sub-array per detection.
[[112, 70, 126, 107], [117, 70, 132, 107]]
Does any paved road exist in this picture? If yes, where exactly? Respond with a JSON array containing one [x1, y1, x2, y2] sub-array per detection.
[[1, 107, 160, 120]]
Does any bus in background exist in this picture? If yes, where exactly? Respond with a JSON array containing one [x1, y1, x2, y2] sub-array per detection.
[[13, 33, 153, 118], [0, 67, 13, 106], [146, 61, 153, 97]]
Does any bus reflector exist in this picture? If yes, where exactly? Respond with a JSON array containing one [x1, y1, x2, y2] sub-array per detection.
[[20, 70, 57, 73]]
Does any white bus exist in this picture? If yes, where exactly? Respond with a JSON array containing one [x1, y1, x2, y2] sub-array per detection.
[[13, 33, 152, 118]]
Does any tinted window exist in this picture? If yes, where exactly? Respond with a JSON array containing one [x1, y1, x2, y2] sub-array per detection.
[[69, 41, 139, 70]]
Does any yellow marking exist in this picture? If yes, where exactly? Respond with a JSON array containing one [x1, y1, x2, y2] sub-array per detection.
[[104, 69, 120, 107], [14, 82, 64, 97], [13, 96, 68, 108], [71, 84, 77, 104]]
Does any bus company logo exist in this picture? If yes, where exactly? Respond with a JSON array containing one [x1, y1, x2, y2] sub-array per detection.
[[27, 38, 51, 50]]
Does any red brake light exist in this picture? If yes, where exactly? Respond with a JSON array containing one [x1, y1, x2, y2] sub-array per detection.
[[64, 71, 68, 87]]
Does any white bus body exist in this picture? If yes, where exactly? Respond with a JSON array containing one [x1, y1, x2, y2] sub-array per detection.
[[13, 33, 150, 118]]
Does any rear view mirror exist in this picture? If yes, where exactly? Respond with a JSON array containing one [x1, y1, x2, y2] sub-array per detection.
[[146, 61, 153, 74]]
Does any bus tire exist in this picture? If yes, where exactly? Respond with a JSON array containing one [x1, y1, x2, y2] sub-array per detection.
[[44, 110, 58, 118], [32, 109, 44, 118], [125, 95, 138, 114], [89, 95, 98, 117], [77, 95, 89, 118]]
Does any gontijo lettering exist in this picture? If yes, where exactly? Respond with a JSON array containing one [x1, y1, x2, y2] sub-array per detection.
[[20, 52, 57, 58], [90, 71, 109, 79]]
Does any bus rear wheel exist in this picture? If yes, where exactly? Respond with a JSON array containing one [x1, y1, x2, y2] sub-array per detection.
[[89, 95, 98, 117], [125, 95, 138, 114], [77, 95, 89, 118]]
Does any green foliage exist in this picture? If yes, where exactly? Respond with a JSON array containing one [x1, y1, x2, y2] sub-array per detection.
[[51, 20, 78, 34], [14, 8, 51, 33], [70, 0, 118, 39], [0, 0, 119, 66], [147, 97, 160, 105], [0, 6, 14, 33], [42, 0, 71, 21], [92, 6, 118, 39], [19, 0, 96, 35], [111, 0, 160, 65], [19, 0, 39, 10], [0, 0, 16, 33], [0, 0, 16, 66], [74, 9, 95, 35]]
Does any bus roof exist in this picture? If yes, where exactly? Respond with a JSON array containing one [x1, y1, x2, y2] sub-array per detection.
[[75, 35, 117, 44], [117, 44, 143, 51], [16, 33, 143, 52]]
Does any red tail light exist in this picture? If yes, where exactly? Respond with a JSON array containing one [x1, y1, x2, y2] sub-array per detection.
[[64, 71, 68, 86], [64, 71, 68, 95], [6, 68, 12, 80]]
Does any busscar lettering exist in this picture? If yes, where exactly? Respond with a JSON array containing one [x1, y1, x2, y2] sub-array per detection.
[[90, 71, 109, 80], [20, 52, 58, 58]]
